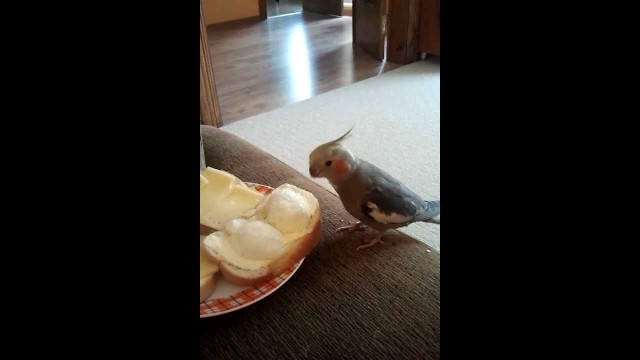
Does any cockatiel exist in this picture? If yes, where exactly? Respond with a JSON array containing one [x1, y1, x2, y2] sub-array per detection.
[[309, 128, 440, 250]]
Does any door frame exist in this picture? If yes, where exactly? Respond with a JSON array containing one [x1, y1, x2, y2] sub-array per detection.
[[259, 0, 267, 20]]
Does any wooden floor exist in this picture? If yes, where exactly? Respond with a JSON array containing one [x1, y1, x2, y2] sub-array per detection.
[[207, 12, 400, 125]]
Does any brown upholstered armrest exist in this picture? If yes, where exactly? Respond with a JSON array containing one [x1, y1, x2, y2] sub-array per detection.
[[200, 125, 440, 359]]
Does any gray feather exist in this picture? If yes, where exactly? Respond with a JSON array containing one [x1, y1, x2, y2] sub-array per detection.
[[334, 159, 439, 231]]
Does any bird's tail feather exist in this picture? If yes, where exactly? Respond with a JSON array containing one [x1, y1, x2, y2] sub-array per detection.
[[424, 217, 440, 224], [420, 200, 440, 224]]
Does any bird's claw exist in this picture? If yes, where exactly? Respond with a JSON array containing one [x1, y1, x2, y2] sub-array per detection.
[[357, 236, 384, 250], [337, 222, 366, 233]]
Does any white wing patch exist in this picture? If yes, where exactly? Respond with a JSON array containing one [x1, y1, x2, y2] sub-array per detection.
[[366, 201, 413, 225]]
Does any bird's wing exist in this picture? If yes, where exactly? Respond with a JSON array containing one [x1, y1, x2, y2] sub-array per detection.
[[360, 179, 420, 225]]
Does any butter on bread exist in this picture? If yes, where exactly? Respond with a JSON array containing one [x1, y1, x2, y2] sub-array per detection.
[[200, 167, 265, 230], [200, 167, 321, 287]]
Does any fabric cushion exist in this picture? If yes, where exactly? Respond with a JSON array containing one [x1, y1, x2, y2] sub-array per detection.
[[200, 125, 440, 359]]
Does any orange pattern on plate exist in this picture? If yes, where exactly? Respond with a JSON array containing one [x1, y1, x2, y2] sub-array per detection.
[[200, 261, 302, 316]]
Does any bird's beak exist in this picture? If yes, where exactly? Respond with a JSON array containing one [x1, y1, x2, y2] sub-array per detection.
[[309, 166, 320, 178]]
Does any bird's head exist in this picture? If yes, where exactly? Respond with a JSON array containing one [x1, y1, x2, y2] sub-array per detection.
[[309, 127, 357, 183]]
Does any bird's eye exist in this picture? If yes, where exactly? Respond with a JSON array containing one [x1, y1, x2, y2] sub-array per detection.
[[325, 160, 332, 167]]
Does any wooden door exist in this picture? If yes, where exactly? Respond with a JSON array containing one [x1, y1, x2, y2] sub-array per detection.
[[353, 0, 387, 61], [302, 0, 343, 17], [387, 0, 420, 64], [200, 1, 222, 127]]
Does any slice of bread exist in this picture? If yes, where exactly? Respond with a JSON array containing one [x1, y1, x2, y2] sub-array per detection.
[[200, 171, 321, 286], [200, 274, 217, 303], [200, 239, 219, 302]]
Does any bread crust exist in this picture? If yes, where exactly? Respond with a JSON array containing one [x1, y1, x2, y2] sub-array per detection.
[[268, 206, 321, 276]]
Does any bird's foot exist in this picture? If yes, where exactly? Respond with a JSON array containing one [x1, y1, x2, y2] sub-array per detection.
[[357, 234, 385, 251], [337, 221, 367, 233]]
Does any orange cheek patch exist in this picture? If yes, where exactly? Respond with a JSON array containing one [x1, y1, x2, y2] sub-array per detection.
[[334, 159, 349, 174]]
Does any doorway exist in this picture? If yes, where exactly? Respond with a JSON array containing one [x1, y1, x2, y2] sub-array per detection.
[[266, 0, 303, 18], [206, 0, 421, 125]]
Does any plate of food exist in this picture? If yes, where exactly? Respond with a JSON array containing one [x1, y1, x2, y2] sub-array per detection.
[[199, 167, 321, 318]]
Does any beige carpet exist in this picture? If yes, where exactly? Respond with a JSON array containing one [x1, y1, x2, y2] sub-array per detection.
[[222, 59, 440, 251]]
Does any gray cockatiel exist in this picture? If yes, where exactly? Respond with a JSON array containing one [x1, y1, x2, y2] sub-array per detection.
[[309, 128, 440, 250]]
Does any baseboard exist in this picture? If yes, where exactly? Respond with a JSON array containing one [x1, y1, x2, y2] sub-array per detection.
[[207, 16, 262, 28]]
